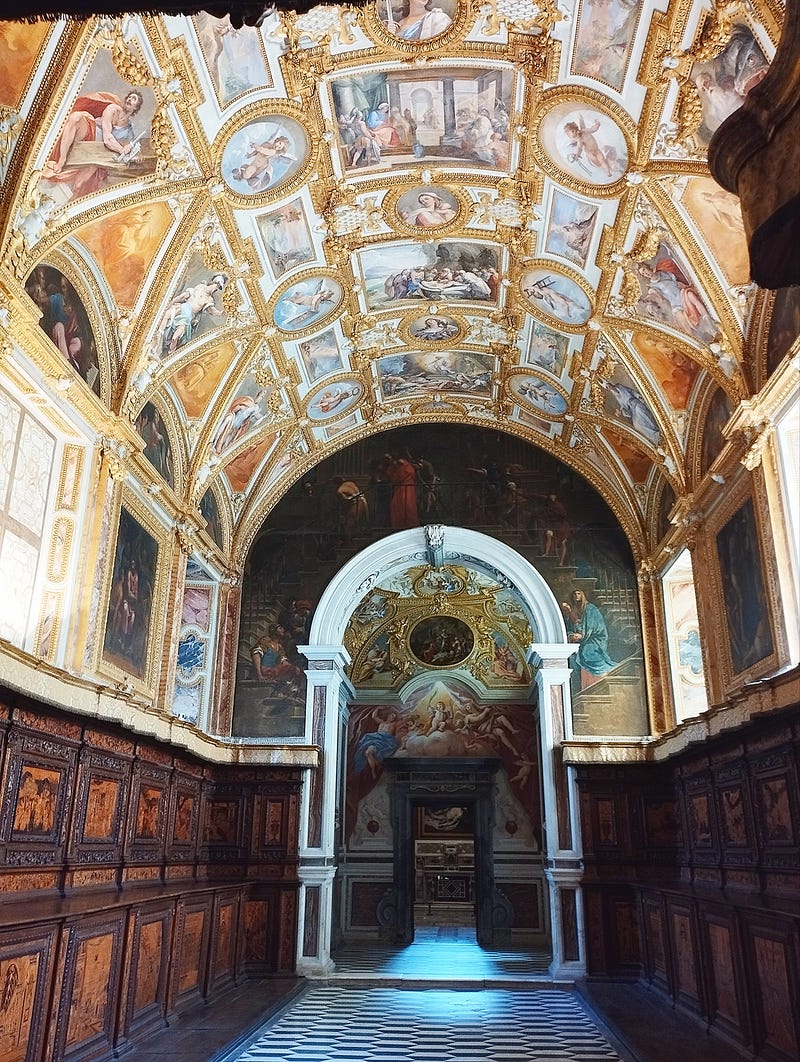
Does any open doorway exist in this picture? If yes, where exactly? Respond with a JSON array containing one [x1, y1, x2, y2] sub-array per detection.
[[413, 802, 476, 934], [381, 757, 503, 946]]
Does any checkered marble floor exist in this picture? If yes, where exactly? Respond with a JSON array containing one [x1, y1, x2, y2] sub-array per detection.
[[226, 984, 624, 1062]]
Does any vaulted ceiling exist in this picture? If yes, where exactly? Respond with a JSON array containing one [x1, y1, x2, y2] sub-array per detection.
[[0, 0, 780, 568]]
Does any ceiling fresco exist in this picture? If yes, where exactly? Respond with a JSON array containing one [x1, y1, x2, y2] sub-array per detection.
[[0, 0, 783, 571]]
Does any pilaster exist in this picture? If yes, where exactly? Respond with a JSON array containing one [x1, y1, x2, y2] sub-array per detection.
[[529, 643, 586, 979]]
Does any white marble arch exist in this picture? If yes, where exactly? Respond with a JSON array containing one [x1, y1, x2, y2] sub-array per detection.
[[297, 525, 583, 981], [309, 525, 568, 645]]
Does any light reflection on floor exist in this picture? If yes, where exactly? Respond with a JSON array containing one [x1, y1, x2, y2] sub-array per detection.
[[329, 926, 552, 984]]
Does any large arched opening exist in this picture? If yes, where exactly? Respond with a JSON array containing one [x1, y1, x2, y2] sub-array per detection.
[[297, 526, 582, 979]]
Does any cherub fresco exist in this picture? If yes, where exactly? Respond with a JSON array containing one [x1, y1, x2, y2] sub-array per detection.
[[221, 116, 306, 195], [521, 270, 592, 325], [274, 277, 342, 331], [512, 375, 568, 417], [540, 101, 628, 187], [308, 382, 362, 420]]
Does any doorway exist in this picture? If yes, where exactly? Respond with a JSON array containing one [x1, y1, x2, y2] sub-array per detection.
[[380, 757, 507, 946], [413, 801, 476, 934]]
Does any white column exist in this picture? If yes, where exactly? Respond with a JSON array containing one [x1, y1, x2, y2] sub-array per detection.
[[295, 644, 352, 977], [528, 643, 585, 981]]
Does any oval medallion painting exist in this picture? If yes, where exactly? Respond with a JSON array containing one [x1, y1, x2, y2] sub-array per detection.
[[274, 275, 343, 332], [509, 373, 568, 418], [307, 379, 363, 421], [538, 101, 628, 187], [409, 314, 461, 342], [396, 185, 460, 229], [221, 115, 308, 196], [378, 0, 457, 41], [520, 268, 592, 327], [410, 615, 474, 666]]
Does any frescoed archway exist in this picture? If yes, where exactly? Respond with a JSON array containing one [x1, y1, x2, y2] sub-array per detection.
[[297, 525, 582, 979]]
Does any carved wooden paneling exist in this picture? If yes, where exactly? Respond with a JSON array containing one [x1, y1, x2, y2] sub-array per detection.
[[172, 898, 211, 1010], [68, 745, 131, 873], [699, 907, 751, 1050], [119, 904, 172, 1044], [276, 889, 298, 974], [200, 786, 247, 864], [744, 920, 800, 1062], [243, 897, 270, 968], [167, 771, 201, 865], [0, 726, 79, 870], [668, 902, 702, 1013], [51, 913, 126, 1062], [0, 925, 58, 1062], [0, 690, 303, 1062], [641, 894, 669, 992], [124, 760, 171, 868], [207, 892, 239, 993], [578, 702, 800, 1059]]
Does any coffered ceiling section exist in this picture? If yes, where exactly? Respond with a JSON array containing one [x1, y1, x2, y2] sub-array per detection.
[[0, 0, 780, 560]]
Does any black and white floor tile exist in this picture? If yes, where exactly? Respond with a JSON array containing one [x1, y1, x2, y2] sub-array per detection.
[[228, 984, 623, 1062]]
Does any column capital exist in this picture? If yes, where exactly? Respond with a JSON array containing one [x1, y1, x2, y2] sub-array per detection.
[[299, 644, 351, 670], [527, 643, 577, 671]]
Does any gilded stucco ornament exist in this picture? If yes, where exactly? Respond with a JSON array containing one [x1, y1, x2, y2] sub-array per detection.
[[476, 0, 563, 37], [278, 4, 359, 50], [0, 108, 22, 175]]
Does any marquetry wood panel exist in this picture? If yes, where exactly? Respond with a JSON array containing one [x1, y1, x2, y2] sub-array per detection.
[[0, 686, 303, 1062], [119, 903, 173, 1045], [50, 912, 127, 1062], [0, 925, 59, 1062], [578, 701, 800, 1061]]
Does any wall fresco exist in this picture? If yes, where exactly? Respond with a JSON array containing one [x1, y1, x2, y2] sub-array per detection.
[[24, 265, 100, 394], [346, 677, 540, 845], [234, 424, 647, 737]]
